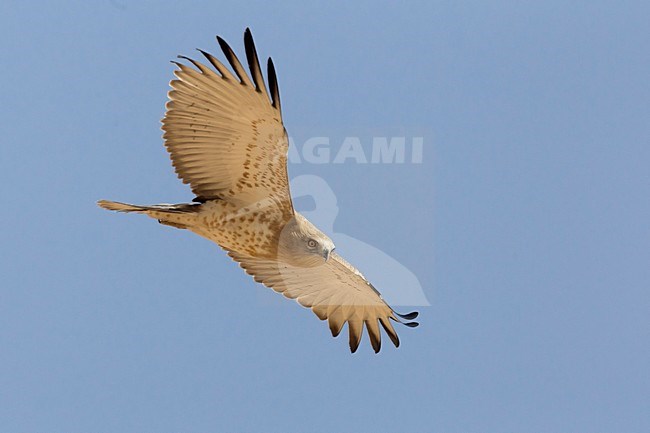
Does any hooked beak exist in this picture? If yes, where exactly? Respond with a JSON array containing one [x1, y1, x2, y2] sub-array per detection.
[[323, 247, 334, 261]]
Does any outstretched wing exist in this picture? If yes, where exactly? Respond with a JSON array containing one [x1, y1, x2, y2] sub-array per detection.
[[162, 28, 292, 215], [228, 251, 419, 353]]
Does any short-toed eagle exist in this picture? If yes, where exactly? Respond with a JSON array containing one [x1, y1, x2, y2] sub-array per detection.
[[98, 29, 418, 353]]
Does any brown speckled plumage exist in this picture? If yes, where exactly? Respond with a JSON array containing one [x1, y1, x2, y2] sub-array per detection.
[[97, 29, 418, 353]]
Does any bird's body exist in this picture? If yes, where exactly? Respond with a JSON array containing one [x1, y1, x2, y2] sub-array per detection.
[[99, 199, 327, 263], [99, 29, 418, 353], [192, 200, 285, 258]]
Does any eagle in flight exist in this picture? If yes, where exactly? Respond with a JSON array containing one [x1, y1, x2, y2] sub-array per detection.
[[98, 29, 418, 353]]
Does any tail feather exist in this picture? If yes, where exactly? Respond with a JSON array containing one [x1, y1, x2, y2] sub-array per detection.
[[97, 200, 200, 213], [97, 199, 200, 230], [97, 200, 148, 213]]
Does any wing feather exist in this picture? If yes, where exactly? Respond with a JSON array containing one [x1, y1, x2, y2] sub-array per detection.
[[348, 319, 364, 353], [365, 319, 382, 354], [267, 58, 281, 111], [162, 30, 291, 214], [228, 251, 416, 353], [244, 28, 269, 97], [328, 306, 346, 337], [217, 35, 254, 87], [379, 317, 400, 348], [197, 49, 236, 80]]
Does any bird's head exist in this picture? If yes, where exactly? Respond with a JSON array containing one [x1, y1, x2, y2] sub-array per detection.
[[278, 213, 335, 267]]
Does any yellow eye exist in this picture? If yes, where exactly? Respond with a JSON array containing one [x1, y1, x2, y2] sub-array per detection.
[[307, 239, 317, 248]]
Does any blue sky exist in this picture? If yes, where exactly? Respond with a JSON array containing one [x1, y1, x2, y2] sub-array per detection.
[[1, 1, 649, 432]]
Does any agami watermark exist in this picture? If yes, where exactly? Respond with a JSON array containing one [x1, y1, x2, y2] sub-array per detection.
[[288, 136, 424, 164]]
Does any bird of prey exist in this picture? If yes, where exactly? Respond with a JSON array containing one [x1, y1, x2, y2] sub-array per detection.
[[98, 29, 418, 353]]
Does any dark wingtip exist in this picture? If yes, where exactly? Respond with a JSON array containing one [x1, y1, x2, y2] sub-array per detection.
[[395, 311, 419, 320], [216, 36, 231, 60], [391, 310, 419, 327], [267, 57, 281, 111], [379, 317, 400, 348], [243, 27, 266, 95], [216, 34, 251, 85], [195, 48, 212, 63], [216, 35, 232, 58]]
